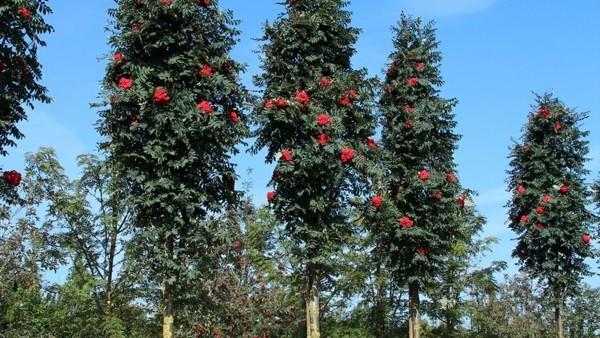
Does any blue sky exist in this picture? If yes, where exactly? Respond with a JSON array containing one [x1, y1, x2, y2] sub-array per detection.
[[4, 0, 600, 285]]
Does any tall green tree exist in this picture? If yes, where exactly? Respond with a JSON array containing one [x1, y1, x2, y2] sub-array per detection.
[[0, 0, 52, 203], [252, 0, 377, 336], [97, 0, 249, 336], [506, 93, 595, 338], [0, 0, 52, 156], [372, 15, 474, 338]]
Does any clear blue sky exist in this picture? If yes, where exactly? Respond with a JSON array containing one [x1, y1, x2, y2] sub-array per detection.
[[5, 0, 600, 285]]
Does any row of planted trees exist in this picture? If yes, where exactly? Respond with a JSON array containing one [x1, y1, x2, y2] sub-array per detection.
[[1, 0, 599, 337], [1, 146, 599, 337]]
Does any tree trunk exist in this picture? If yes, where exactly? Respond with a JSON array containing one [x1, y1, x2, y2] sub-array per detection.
[[306, 265, 320, 338], [444, 312, 452, 338], [306, 296, 311, 338], [374, 282, 385, 337], [408, 282, 421, 338], [373, 263, 387, 336], [163, 236, 175, 338], [105, 222, 118, 317], [555, 300, 564, 338], [163, 290, 174, 338]]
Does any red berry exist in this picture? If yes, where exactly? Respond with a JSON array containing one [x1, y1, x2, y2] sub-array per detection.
[[418, 169, 430, 181], [319, 76, 332, 88], [3, 170, 22, 187], [399, 216, 414, 229], [582, 233, 591, 245], [199, 64, 213, 78], [229, 111, 240, 123], [316, 133, 329, 146], [280, 149, 293, 162], [153, 87, 171, 105], [407, 77, 419, 87], [371, 195, 383, 208]]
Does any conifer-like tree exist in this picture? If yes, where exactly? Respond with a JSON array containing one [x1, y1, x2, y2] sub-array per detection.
[[371, 15, 475, 338], [506, 93, 595, 338], [252, 0, 376, 336], [0, 1, 53, 201], [97, 1, 249, 336]]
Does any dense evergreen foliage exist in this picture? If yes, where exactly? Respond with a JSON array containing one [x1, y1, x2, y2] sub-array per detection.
[[506, 93, 596, 337], [0, 0, 53, 203], [0, 0, 52, 156], [252, 0, 376, 335], [0, 2, 599, 338], [96, 0, 249, 335], [368, 14, 479, 338]]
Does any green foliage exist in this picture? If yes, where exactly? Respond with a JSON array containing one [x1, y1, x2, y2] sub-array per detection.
[[1, 149, 66, 335], [146, 187, 304, 337], [425, 232, 506, 338], [0, 277, 52, 338], [1, 147, 161, 337], [469, 274, 554, 338], [252, 0, 376, 291], [45, 257, 160, 338], [322, 315, 373, 338], [48, 258, 106, 338], [25, 148, 130, 312], [0, 0, 53, 157], [506, 93, 596, 302], [564, 285, 600, 338], [370, 14, 474, 292], [97, 0, 250, 325]]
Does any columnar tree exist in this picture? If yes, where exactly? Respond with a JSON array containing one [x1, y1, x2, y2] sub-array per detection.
[[506, 93, 595, 338], [97, 1, 249, 337], [372, 15, 474, 338], [0, 0, 52, 201], [252, 0, 377, 336]]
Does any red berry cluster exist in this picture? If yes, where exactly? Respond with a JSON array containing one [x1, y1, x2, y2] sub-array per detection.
[[3, 170, 22, 187]]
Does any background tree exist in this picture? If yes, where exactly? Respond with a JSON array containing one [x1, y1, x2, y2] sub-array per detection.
[[97, 0, 249, 336], [0, 149, 64, 336], [22, 147, 137, 336], [252, 0, 376, 336], [198, 197, 303, 338], [563, 284, 600, 338], [464, 273, 555, 338], [425, 218, 505, 338], [372, 14, 475, 338], [506, 93, 596, 338], [46, 256, 161, 338], [1, 147, 159, 337]]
